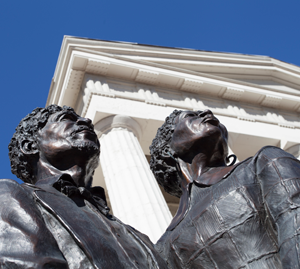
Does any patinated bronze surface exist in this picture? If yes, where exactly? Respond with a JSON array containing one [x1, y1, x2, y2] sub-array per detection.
[[150, 109, 300, 269], [1, 105, 167, 268]]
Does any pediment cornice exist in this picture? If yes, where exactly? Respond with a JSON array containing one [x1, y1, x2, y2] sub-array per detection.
[[47, 36, 300, 115]]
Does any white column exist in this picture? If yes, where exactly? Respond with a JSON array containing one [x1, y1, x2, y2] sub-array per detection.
[[94, 115, 172, 242], [228, 135, 240, 163], [228, 145, 240, 163], [285, 144, 300, 160]]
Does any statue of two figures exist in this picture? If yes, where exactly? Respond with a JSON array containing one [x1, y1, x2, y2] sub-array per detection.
[[0, 105, 299, 268]]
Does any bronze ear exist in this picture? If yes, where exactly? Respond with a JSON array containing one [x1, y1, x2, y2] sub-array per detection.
[[20, 140, 39, 155]]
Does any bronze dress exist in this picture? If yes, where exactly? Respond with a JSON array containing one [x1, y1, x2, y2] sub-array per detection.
[[156, 146, 300, 269]]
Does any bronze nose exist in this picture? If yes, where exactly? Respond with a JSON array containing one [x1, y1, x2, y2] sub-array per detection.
[[76, 117, 92, 126], [199, 109, 213, 117]]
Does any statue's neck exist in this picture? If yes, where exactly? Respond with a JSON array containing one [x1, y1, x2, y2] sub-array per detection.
[[34, 158, 91, 187], [178, 153, 227, 186]]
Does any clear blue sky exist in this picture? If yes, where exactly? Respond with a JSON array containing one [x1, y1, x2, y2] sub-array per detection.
[[1, 1, 300, 184]]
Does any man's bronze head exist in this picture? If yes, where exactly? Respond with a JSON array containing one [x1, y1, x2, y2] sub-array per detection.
[[9, 105, 100, 184], [150, 110, 183, 197], [150, 109, 229, 198]]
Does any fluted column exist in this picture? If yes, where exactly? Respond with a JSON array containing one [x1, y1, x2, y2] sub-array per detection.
[[94, 115, 172, 242]]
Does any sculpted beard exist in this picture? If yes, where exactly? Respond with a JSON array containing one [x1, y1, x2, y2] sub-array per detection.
[[71, 140, 100, 173], [70, 126, 100, 154], [68, 126, 101, 172]]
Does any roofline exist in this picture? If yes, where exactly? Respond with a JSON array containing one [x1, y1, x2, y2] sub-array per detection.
[[64, 35, 268, 57], [47, 36, 300, 113], [62, 35, 300, 69]]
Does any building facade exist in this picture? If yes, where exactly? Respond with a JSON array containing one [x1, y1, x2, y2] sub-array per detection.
[[47, 36, 300, 242]]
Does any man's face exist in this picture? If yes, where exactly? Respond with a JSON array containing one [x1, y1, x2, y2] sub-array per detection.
[[36, 109, 100, 168], [170, 110, 228, 162]]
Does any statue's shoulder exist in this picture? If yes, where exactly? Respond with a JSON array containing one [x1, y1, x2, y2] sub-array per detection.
[[0, 178, 34, 202], [0, 178, 23, 191], [256, 145, 295, 159]]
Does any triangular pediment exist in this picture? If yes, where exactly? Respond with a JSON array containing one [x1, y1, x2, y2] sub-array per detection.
[[65, 37, 300, 93], [48, 36, 300, 114]]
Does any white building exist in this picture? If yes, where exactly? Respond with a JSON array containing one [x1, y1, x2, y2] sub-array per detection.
[[47, 36, 300, 242]]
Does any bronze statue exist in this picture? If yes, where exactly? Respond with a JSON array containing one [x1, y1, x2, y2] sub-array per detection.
[[150, 109, 300, 269], [1, 105, 167, 269]]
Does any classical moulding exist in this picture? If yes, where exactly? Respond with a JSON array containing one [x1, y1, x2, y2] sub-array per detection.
[[260, 94, 282, 108], [81, 89, 115, 117], [86, 59, 110, 76], [80, 77, 300, 130], [64, 69, 85, 105], [56, 51, 300, 114], [222, 87, 245, 101], [180, 79, 203, 93], [135, 69, 159, 85]]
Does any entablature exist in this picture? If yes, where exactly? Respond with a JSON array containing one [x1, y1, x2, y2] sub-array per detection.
[[49, 49, 300, 114], [78, 75, 300, 131]]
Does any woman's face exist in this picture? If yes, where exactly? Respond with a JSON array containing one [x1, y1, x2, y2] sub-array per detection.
[[170, 110, 228, 162]]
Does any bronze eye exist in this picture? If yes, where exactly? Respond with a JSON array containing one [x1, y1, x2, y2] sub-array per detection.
[[58, 113, 77, 122], [183, 112, 196, 119]]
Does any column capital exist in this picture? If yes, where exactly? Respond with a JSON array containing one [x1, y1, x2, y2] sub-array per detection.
[[94, 114, 142, 140], [285, 144, 300, 159]]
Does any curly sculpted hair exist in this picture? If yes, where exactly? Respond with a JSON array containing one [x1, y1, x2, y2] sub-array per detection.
[[149, 110, 183, 198], [8, 105, 74, 183]]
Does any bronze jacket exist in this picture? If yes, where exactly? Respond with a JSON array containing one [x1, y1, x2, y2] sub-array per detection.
[[0, 175, 167, 269], [156, 146, 300, 269]]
